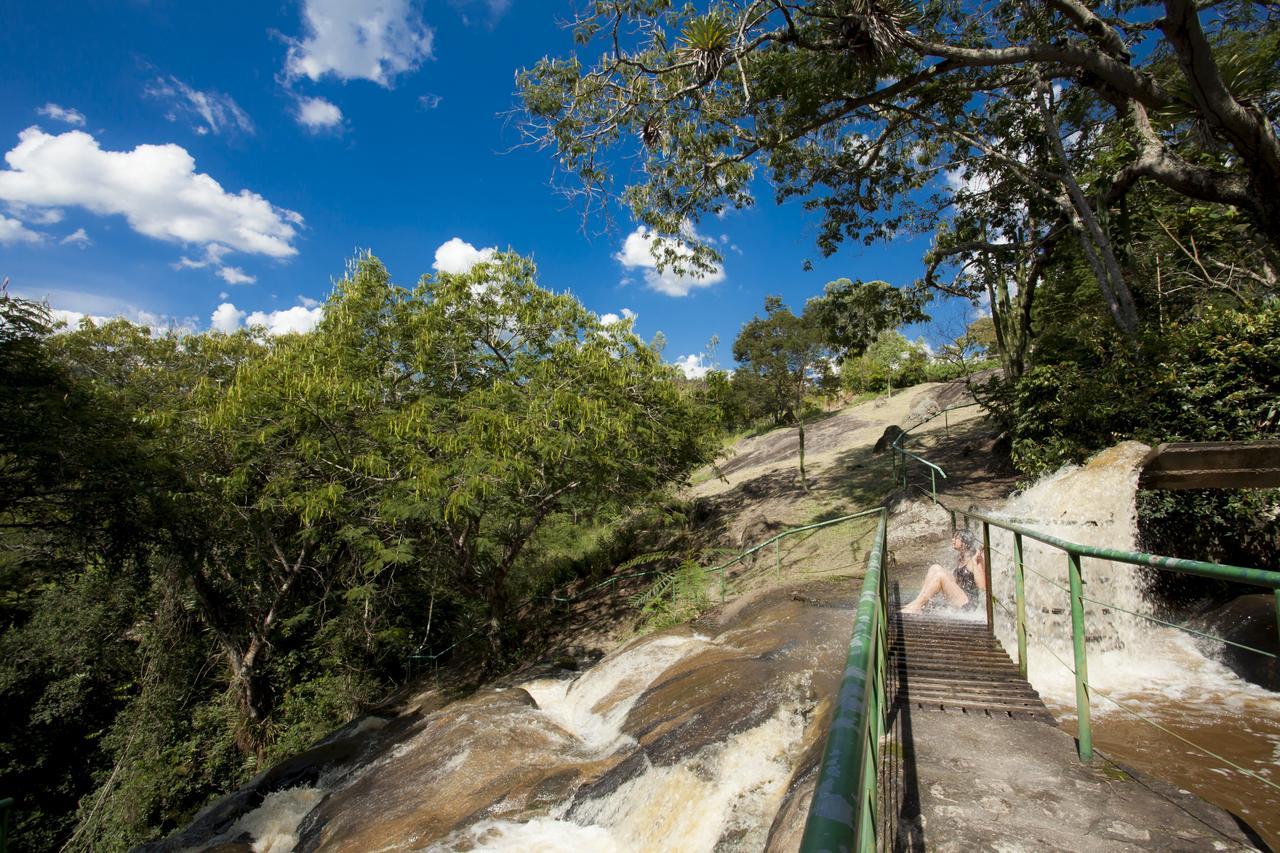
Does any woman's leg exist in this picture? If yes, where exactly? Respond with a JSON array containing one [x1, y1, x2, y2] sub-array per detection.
[[900, 564, 971, 613]]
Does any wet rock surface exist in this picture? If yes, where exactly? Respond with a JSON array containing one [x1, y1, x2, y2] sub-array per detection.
[[1191, 594, 1280, 691], [884, 712, 1262, 852], [150, 578, 859, 852]]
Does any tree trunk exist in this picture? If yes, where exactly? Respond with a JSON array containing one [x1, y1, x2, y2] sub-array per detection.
[[797, 419, 809, 492]]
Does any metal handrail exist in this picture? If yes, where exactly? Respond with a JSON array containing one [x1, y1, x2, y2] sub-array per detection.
[[800, 507, 889, 853], [943, 500, 1280, 764], [0, 797, 13, 853], [889, 402, 983, 502]]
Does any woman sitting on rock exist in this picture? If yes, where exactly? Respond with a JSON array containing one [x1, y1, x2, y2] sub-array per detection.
[[900, 528, 986, 613]]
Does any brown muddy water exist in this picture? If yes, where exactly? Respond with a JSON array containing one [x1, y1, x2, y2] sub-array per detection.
[[152, 580, 862, 852], [983, 442, 1280, 850]]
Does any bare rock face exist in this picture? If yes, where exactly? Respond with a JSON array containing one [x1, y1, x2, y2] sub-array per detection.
[[1191, 594, 1279, 691], [204, 573, 860, 845]]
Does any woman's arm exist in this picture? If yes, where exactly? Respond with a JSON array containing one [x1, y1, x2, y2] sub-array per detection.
[[972, 551, 988, 590]]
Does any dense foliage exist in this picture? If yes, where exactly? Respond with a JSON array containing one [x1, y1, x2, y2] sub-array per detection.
[[0, 255, 718, 850], [519, 0, 1279, 570]]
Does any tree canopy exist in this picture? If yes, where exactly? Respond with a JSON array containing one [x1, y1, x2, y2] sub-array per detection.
[[517, 0, 1280, 341]]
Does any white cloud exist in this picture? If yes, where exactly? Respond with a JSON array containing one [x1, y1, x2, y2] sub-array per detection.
[[60, 227, 91, 247], [218, 266, 256, 285], [50, 307, 108, 327], [0, 128, 302, 279], [285, 0, 434, 86], [0, 215, 42, 245], [246, 304, 325, 335], [144, 76, 254, 136], [7, 205, 65, 225], [433, 237, 496, 274], [295, 96, 343, 131], [35, 296, 198, 334], [671, 354, 712, 379], [211, 300, 324, 336], [615, 226, 725, 297], [600, 307, 636, 326], [418, 93, 442, 110], [36, 103, 86, 126], [210, 302, 246, 333]]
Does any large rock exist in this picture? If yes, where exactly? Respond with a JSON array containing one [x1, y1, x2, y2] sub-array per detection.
[[1191, 594, 1279, 691]]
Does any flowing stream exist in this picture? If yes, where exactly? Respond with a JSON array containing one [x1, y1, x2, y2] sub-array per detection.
[[175, 582, 857, 852], [986, 442, 1280, 847]]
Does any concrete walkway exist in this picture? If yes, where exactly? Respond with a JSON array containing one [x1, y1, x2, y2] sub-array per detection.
[[879, 709, 1263, 851]]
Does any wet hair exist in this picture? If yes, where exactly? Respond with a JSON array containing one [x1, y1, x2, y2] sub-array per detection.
[[952, 528, 978, 553]]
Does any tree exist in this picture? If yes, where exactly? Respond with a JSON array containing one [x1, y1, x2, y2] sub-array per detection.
[[841, 329, 926, 395], [732, 296, 835, 490], [517, 0, 1280, 338], [805, 277, 929, 361]]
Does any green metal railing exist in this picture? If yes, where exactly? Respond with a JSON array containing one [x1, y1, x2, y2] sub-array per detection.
[[1, 797, 13, 853], [948, 503, 1280, 765], [799, 508, 889, 853], [889, 403, 982, 503]]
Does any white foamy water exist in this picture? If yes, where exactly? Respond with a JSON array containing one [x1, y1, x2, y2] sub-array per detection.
[[189, 785, 325, 853], [428, 702, 807, 853], [984, 441, 1279, 716], [522, 633, 712, 754]]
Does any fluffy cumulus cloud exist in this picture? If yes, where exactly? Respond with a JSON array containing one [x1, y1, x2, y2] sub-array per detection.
[[211, 301, 325, 336], [0, 127, 302, 280], [210, 302, 246, 333], [144, 76, 254, 136], [295, 96, 344, 131], [36, 103, 85, 126], [600, 307, 637, 326], [433, 237, 496, 274], [671, 354, 712, 379], [0, 214, 42, 245], [286, 0, 434, 86], [247, 305, 324, 335], [615, 226, 725, 297]]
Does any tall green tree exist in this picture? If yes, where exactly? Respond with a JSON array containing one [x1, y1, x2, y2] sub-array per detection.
[[517, 0, 1280, 337], [732, 296, 835, 490]]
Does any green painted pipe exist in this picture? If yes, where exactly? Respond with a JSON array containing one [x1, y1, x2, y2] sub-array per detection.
[[1068, 552, 1093, 763], [799, 510, 887, 853], [953, 506, 1280, 590], [982, 521, 994, 630], [0, 796, 13, 853], [1014, 532, 1028, 680]]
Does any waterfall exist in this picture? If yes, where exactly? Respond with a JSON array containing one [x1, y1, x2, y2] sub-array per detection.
[[521, 633, 713, 755], [985, 441, 1278, 713], [428, 702, 806, 852]]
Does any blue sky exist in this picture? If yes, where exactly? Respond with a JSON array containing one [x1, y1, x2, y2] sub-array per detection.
[[0, 0, 976, 374]]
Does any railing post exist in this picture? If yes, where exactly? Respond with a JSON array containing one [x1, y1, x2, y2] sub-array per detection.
[[720, 568, 726, 604], [1013, 532, 1027, 680], [930, 468, 937, 504], [981, 521, 994, 630], [0, 797, 12, 853], [775, 539, 782, 578], [1067, 551, 1093, 762]]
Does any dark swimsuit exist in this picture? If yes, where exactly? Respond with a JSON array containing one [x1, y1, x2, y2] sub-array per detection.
[[955, 561, 980, 610]]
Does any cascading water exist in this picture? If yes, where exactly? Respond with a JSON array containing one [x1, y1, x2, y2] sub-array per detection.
[[983, 441, 1280, 844], [986, 441, 1156, 698], [190, 583, 856, 853]]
